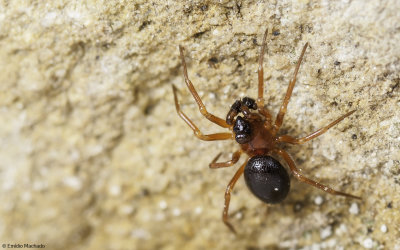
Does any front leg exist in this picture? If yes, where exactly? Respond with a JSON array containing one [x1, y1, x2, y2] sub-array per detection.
[[179, 46, 230, 128], [273, 43, 308, 134], [256, 28, 273, 123], [172, 85, 233, 141]]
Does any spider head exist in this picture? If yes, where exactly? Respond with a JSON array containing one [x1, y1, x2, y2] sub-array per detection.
[[233, 116, 252, 144]]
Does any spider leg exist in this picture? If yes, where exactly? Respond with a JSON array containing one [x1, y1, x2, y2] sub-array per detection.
[[256, 28, 273, 122], [274, 148, 361, 199], [209, 150, 242, 169], [172, 85, 232, 141], [223, 159, 248, 234], [273, 43, 309, 134], [179, 46, 230, 128], [277, 110, 356, 144]]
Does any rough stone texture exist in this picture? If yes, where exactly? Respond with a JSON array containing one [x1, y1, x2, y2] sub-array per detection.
[[0, 0, 399, 249]]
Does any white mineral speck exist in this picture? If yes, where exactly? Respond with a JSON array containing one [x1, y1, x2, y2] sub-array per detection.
[[349, 202, 359, 214], [208, 92, 216, 100], [294, 203, 302, 211], [88, 144, 103, 156], [320, 226, 332, 239], [154, 212, 165, 221], [21, 191, 32, 202], [212, 29, 219, 36], [108, 185, 121, 196], [70, 149, 80, 161], [33, 180, 48, 191], [380, 224, 387, 233], [172, 208, 181, 216], [314, 195, 324, 205], [235, 211, 243, 219], [336, 224, 348, 235], [194, 206, 203, 214], [159, 200, 167, 210], [223, 85, 231, 94], [120, 205, 134, 215], [362, 238, 373, 248], [131, 229, 151, 239], [42, 12, 58, 27], [63, 176, 82, 190]]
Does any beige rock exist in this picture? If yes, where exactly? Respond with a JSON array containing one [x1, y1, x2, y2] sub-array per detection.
[[0, 0, 399, 249]]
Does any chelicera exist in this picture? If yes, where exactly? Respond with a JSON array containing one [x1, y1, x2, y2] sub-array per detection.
[[172, 28, 361, 233]]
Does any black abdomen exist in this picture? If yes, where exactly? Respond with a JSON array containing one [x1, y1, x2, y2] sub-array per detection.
[[244, 155, 290, 204]]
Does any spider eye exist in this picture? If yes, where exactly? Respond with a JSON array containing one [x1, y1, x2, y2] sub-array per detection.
[[233, 116, 252, 144]]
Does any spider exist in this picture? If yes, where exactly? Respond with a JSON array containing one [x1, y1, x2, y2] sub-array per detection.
[[172, 28, 361, 233]]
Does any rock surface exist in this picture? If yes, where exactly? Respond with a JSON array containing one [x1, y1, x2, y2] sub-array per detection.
[[0, 0, 399, 249]]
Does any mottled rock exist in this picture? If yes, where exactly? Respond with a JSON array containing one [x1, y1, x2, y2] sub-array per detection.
[[0, 0, 399, 249]]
